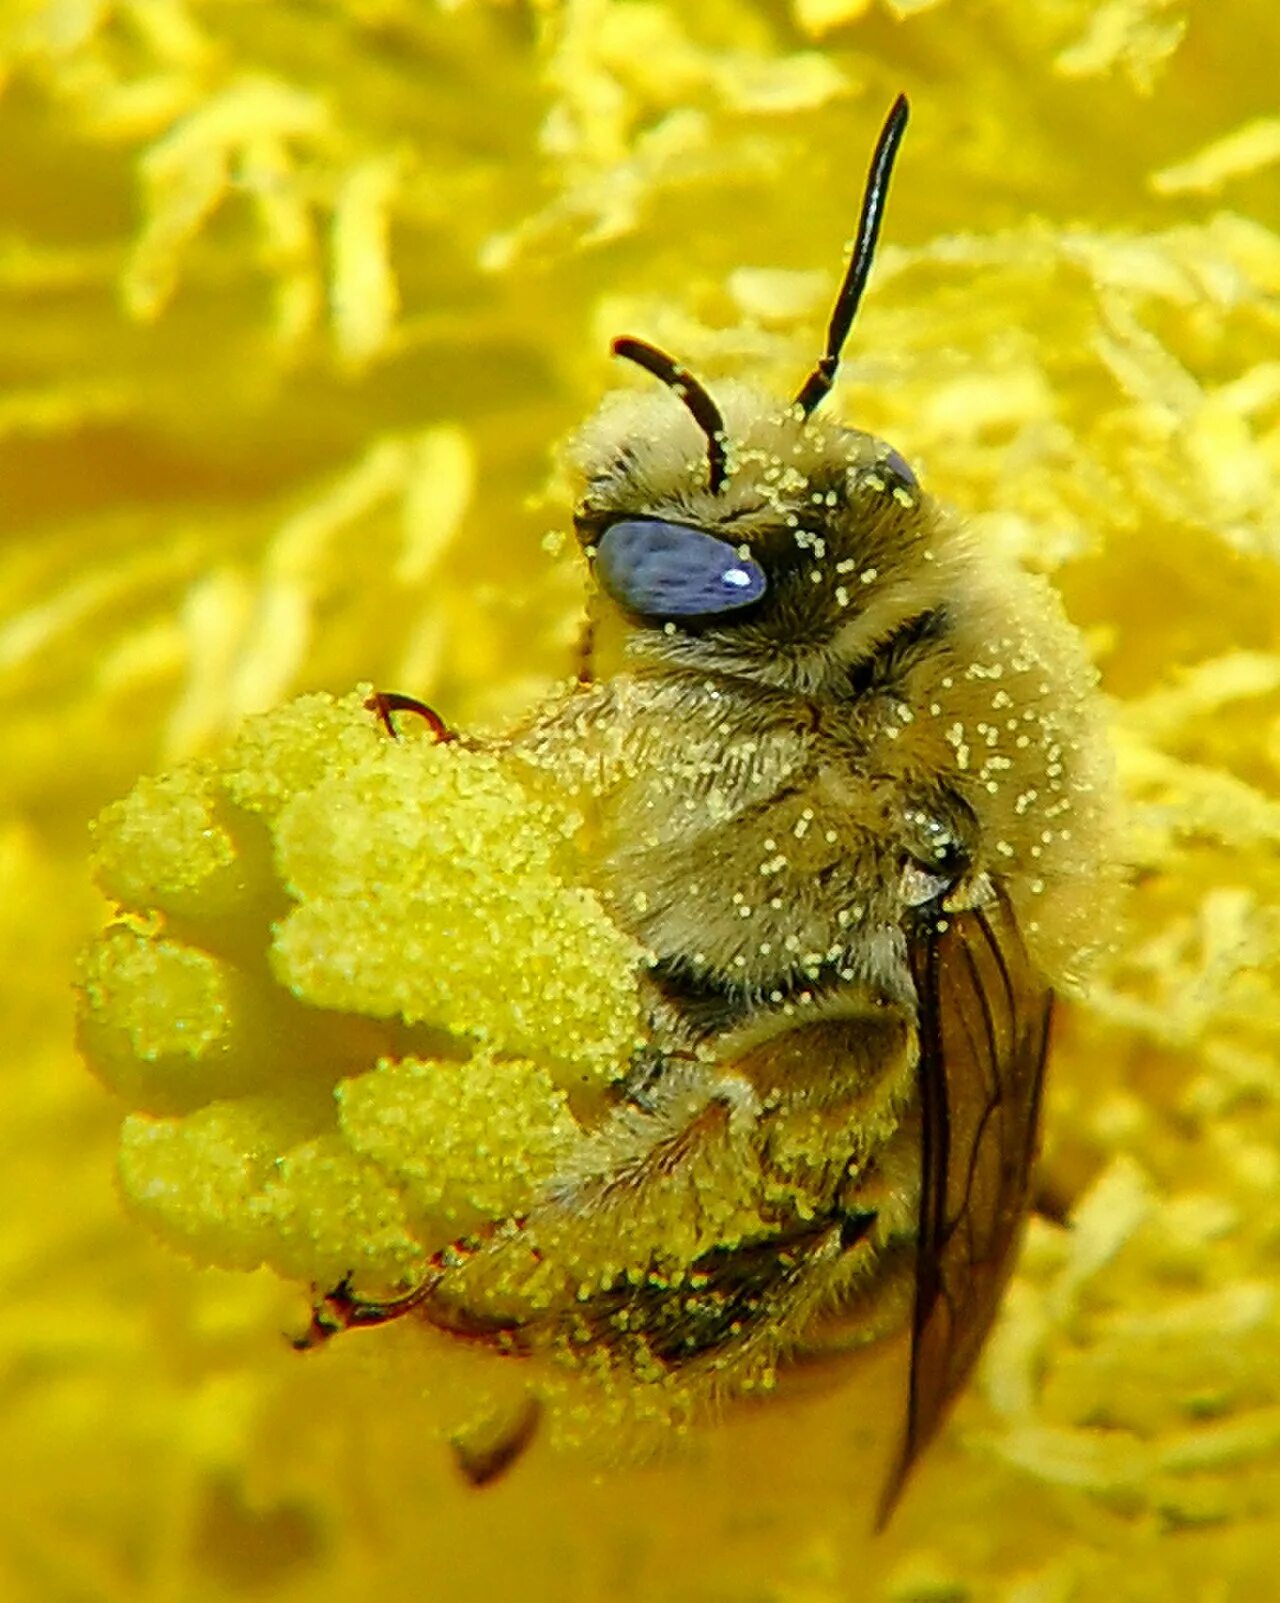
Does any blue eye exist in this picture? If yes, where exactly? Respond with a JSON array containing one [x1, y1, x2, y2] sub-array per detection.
[[881, 446, 917, 489], [594, 519, 768, 619]]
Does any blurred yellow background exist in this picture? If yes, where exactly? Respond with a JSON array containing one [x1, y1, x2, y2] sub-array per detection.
[[3, 1, 1280, 1599]]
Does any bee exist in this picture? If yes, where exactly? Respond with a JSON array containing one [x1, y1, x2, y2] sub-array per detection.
[[305, 95, 1112, 1521]]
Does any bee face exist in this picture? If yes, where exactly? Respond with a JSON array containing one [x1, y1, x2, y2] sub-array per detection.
[[302, 94, 1114, 1527], [572, 390, 942, 694]]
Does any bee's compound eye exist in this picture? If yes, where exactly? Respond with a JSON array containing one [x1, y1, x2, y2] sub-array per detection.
[[881, 446, 917, 490], [594, 519, 768, 619]]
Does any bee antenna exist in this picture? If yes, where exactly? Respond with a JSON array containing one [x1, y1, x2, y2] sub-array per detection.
[[611, 335, 729, 494], [794, 93, 910, 419]]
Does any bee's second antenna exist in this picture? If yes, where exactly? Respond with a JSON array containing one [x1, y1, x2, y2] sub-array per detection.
[[795, 93, 910, 419]]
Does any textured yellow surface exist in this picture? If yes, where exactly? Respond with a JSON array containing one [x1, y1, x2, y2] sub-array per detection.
[[84, 686, 641, 1286], [6, 1, 1280, 1599]]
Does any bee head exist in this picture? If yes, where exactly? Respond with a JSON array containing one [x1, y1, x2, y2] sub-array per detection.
[[570, 95, 968, 695], [573, 381, 953, 689]]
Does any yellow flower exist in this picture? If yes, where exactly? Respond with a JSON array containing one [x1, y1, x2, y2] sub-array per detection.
[[5, 1, 1280, 1599]]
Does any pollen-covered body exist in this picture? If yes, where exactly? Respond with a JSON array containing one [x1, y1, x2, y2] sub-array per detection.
[[387, 387, 1111, 1435], [303, 97, 1114, 1507]]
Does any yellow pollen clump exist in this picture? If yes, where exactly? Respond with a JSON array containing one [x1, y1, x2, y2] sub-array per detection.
[[81, 689, 646, 1284]]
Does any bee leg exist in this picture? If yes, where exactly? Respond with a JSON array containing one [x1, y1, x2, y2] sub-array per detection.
[[291, 1270, 436, 1351], [451, 1396, 542, 1487], [365, 689, 455, 744], [612, 1046, 703, 1113], [292, 1215, 533, 1351]]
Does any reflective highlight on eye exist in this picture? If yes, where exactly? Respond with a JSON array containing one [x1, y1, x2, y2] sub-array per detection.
[[594, 518, 768, 619]]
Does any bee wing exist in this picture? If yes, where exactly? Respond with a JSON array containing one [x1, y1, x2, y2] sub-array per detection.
[[877, 887, 1053, 1525]]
